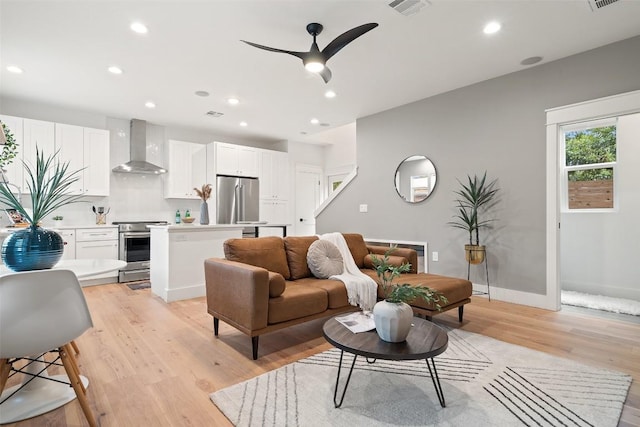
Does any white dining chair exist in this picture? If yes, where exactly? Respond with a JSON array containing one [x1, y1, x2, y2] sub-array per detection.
[[0, 269, 97, 426]]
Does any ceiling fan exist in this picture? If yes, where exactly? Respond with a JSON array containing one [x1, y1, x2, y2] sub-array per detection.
[[241, 22, 378, 83]]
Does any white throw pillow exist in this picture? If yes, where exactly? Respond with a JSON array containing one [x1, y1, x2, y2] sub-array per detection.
[[307, 240, 344, 279]]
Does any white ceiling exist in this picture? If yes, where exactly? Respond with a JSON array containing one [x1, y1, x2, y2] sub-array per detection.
[[1, 0, 640, 145]]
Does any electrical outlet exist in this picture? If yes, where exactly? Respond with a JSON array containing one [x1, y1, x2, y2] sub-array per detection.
[[432, 251, 439, 262], [359, 204, 368, 213]]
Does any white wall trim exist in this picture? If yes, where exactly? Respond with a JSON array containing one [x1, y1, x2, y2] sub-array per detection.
[[472, 284, 556, 310], [545, 89, 640, 312], [315, 166, 358, 217]]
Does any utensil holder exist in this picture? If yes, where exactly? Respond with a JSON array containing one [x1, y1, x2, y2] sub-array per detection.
[[96, 213, 107, 225]]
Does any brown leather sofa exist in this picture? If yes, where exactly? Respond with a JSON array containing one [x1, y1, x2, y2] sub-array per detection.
[[204, 233, 472, 359]]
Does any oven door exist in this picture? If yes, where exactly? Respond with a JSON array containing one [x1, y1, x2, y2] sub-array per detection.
[[119, 231, 151, 267]]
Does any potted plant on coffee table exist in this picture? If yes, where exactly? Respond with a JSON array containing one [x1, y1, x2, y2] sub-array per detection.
[[371, 247, 447, 342], [448, 172, 499, 265]]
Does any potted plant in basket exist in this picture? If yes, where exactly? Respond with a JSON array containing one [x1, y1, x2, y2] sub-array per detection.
[[371, 247, 447, 342], [0, 147, 84, 271], [448, 172, 499, 265]]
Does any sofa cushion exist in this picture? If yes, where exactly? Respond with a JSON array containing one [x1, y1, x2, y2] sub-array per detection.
[[307, 240, 344, 279], [224, 236, 291, 279], [283, 236, 319, 280], [268, 272, 286, 298], [268, 283, 328, 324], [293, 277, 350, 309], [363, 254, 410, 271], [342, 233, 369, 268]]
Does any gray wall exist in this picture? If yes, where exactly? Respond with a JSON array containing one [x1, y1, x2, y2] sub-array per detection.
[[317, 36, 640, 295]]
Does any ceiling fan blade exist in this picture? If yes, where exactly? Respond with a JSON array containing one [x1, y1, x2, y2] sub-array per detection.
[[241, 40, 306, 60], [321, 23, 378, 62], [319, 67, 332, 83]]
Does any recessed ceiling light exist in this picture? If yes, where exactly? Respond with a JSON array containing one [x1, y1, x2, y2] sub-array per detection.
[[520, 56, 543, 66], [145, 101, 156, 109], [195, 90, 210, 97], [227, 97, 240, 105], [108, 66, 123, 74], [310, 118, 319, 125], [483, 21, 501, 35], [6, 65, 23, 74], [239, 121, 248, 127], [130, 22, 148, 34], [325, 90, 336, 99]]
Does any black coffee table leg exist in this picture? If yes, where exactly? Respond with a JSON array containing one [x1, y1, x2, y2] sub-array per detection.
[[333, 350, 358, 408], [425, 357, 446, 407]]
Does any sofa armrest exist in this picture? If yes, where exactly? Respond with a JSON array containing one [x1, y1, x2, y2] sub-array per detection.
[[204, 258, 270, 332], [366, 245, 418, 274]]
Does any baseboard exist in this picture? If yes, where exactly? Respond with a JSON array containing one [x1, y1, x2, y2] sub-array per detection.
[[472, 283, 557, 311], [164, 283, 206, 303]]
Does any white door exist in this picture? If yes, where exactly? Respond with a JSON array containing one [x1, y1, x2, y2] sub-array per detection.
[[295, 166, 322, 236]]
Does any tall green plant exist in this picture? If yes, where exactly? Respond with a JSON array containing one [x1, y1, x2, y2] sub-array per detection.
[[0, 147, 84, 226], [448, 172, 499, 246]]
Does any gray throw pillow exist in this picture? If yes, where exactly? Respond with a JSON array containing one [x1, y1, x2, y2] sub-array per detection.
[[307, 240, 344, 279]]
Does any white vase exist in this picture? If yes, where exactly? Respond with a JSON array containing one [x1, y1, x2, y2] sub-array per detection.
[[373, 300, 414, 342]]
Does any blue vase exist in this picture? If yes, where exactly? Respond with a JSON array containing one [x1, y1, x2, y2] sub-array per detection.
[[1, 226, 64, 271], [200, 201, 210, 225]]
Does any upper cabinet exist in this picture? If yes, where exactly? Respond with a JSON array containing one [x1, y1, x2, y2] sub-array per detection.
[[55, 123, 110, 196], [215, 142, 258, 177], [259, 150, 289, 200], [163, 139, 207, 199], [0, 116, 109, 196]]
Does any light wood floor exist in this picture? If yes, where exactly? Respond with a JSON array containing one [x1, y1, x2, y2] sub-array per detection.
[[3, 283, 639, 427]]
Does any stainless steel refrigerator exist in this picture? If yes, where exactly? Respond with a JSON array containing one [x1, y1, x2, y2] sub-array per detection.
[[216, 175, 260, 224]]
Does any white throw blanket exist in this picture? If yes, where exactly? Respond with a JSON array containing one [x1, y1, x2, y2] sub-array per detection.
[[319, 232, 378, 311]]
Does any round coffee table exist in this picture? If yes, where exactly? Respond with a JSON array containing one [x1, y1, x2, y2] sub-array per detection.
[[323, 316, 449, 408]]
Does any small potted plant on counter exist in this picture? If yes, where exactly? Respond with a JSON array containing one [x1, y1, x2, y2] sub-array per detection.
[[52, 215, 64, 227], [371, 247, 447, 342]]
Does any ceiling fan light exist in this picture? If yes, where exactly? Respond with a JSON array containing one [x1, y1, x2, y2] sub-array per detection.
[[304, 61, 325, 73]]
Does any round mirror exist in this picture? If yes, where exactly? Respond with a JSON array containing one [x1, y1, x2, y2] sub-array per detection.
[[394, 155, 437, 203]]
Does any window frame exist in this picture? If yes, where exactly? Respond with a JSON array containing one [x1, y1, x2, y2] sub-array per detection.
[[560, 118, 618, 213]]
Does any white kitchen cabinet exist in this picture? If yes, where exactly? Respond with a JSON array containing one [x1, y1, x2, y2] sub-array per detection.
[[75, 227, 118, 281], [259, 200, 289, 224], [82, 127, 110, 196], [259, 150, 289, 200], [0, 115, 24, 192], [164, 139, 207, 199], [215, 142, 258, 177], [22, 118, 55, 190], [55, 123, 84, 194], [55, 124, 110, 196], [58, 229, 76, 260]]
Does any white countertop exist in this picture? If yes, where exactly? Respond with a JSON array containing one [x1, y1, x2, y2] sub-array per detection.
[[148, 223, 290, 230]]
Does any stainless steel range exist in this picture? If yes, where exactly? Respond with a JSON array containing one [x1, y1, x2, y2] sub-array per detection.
[[113, 221, 168, 282]]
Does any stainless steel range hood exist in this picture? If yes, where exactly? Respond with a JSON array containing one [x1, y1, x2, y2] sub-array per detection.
[[112, 119, 167, 174]]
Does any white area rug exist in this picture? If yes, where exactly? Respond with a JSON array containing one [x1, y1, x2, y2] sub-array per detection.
[[562, 290, 640, 316], [210, 327, 632, 427]]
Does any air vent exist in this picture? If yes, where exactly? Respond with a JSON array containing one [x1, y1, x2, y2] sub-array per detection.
[[587, 0, 619, 11], [388, 0, 430, 16], [206, 111, 224, 117]]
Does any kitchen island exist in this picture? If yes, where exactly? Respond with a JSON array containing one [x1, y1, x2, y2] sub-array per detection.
[[148, 224, 243, 302], [148, 223, 289, 302]]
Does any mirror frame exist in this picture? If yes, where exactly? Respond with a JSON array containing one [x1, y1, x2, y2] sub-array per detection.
[[394, 155, 437, 203]]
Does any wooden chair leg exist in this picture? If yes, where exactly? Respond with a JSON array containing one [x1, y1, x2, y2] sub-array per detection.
[[64, 345, 83, 387], [71, 340, 81, 356], [252, 336, 259, 360], [458, 305, 464, 322], [0, 358, 11, 393], [59, 345, 96, 427]]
